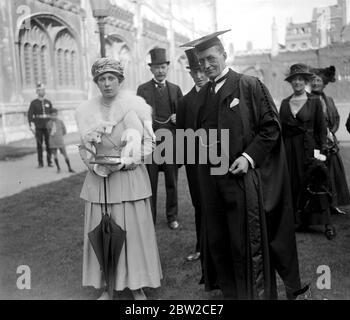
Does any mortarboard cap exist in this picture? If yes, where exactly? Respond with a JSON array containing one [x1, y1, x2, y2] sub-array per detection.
[[180, 29, 231, 52]]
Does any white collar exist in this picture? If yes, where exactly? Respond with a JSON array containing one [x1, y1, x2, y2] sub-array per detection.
[[153, 78, 166, 85], [214, 67, 229, 82], [195, 85, 201, 92]]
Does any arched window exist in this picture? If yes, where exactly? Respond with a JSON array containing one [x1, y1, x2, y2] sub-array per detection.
[[54, 31, 79, 88], [19, 17, 80, 89], [40, 46, 48, 85], [64, 49, 70, 85], [32, 44, 40, 84], [57, 49, 64, 86], [23, 43, 32, 86], [71, 51, 76, 86], [19, 25, 50, 88]]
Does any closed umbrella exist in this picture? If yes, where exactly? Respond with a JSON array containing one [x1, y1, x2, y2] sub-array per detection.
[[88, 177, 126, 298]]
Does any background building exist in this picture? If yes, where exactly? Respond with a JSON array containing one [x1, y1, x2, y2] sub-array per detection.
[[0, 0, 213, 143], [231, 0, 350, 104]]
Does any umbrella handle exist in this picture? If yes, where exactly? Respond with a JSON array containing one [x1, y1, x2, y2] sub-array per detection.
[[103, 177, 108, 215]]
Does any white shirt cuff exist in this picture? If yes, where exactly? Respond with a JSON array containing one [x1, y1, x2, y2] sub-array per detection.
[[242, 153, 255, 169]]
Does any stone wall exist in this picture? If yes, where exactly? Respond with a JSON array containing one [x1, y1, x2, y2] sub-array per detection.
[[232, 42, 350, 104]]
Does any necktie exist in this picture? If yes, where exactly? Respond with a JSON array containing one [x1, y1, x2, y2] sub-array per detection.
[[210, 73, 228, 95], [156, 82, 164, 96]]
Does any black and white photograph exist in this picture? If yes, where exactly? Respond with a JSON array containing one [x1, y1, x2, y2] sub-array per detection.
[[0, 0, 350, 304]]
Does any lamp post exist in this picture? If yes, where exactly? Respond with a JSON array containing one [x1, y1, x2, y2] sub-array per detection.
[[90, 0, 111, 58]]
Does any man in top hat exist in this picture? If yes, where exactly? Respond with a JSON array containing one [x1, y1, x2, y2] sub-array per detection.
[[177, 48, 208, 261], [137, 48, 183, 229], [180, 30, 305, 299], [28, 82, 53, 168]]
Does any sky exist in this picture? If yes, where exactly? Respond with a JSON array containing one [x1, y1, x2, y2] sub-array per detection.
[[212, 0, 350, 51]]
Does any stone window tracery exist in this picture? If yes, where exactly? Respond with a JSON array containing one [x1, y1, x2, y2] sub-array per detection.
[[19, 25, 50, 88], [19, 17, 80, 89]]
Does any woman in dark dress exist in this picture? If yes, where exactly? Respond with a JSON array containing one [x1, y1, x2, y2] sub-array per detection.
[[279, 64, 335, 239], [310, 66, 350, 214]]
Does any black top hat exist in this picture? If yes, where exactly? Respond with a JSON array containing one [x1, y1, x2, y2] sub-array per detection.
[[285, 64, 313, 82], [310, 66, 336, 85], [185, 49, 201, 70], [148, 48, 170, 66], [180, 29, 231, 52]]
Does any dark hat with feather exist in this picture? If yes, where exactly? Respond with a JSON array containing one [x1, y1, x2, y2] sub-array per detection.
[[310, 66, 336, 85]]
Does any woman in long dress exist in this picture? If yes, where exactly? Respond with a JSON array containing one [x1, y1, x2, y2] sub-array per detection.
[[279, 64, 335, 239], [76, 58, 162, 300], [310, 66, 350, 214]]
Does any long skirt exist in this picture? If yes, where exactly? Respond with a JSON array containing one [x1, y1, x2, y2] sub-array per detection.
[[82, 198, 163, 291], [328, 151, 350, 207]]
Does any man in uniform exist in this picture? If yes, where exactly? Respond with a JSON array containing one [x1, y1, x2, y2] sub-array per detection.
[[181, 30, 307, 299], [177, 48, 208, 261], [137, 48, 183, 229], [28, 82, 53, 168]]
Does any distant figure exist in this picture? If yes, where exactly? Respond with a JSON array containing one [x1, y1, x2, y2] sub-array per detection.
[[137, 48, 183, 229], [279, 64, 335, 239], [177, 48, 208, 261], [28, 82, 53, 168], [311, 66, 350, 214], [47, 108, 75, 174]]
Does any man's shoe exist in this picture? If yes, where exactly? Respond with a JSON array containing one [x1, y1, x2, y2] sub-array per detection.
[[168, 220, 179, 230], [37, 164, 43, 169], [186, 252, 200, 261], [286, 284, 311, 300], [48, 163, 54, 167]]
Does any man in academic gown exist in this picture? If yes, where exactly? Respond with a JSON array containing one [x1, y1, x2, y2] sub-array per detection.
[[177, 48, 208, 261], [137, 48, 183, 229], [180, 30, 307, 300]]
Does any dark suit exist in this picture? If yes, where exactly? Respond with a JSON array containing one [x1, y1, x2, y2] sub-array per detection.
[[177, 86, 202, 252], [137, 80, 183, 224], [28, 98, 53, 166], [194, 69, 301, 299]]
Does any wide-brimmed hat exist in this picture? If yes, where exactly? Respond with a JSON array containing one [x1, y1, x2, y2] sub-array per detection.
[[285, 63, 313, 82], [91, 57, 124, 82], [185, 48, 201, 70], [148, 48, 170, 66], [310, 66, 336, 85]]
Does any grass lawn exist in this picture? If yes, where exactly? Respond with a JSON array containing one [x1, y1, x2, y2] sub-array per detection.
[[1, 149, 350, 300]]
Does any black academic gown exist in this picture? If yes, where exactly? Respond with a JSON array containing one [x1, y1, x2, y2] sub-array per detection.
[[177, 86, 202, 252], [194, 69, 301, 300]]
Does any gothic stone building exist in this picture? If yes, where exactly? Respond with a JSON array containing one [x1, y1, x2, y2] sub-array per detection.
[[0, 0, 202, 143]]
